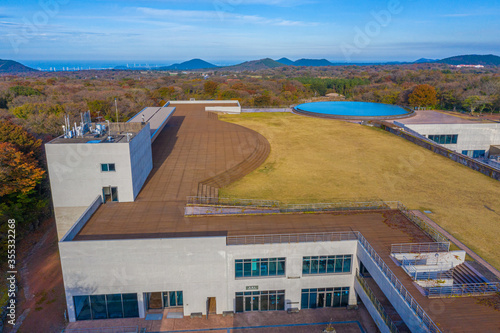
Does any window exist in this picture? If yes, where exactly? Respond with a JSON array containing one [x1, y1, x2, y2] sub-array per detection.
[[428, 134, 458, 145], [301, 287, 349, 309], [235, 290, 285, 312], [302, 255, 352, 275], [73, 294, 139, 321], [101, 163, 116, 172], [146, 291, 183, 309], [103, 186, 118, 202], [462, 150, 486, 158], [235, 258, 286, 278]]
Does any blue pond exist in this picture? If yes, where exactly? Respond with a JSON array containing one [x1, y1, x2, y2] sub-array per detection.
[[295, 101, 409, 117]]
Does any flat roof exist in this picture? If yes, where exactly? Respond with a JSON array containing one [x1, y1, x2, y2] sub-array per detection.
[[128, 106, 176, 140], [72, 102, 500, 332], [395, 110, 494, 125]]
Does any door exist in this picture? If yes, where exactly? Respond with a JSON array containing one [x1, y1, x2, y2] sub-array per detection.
[[208, 297, 216, 315], [318, 293, 325, 308]]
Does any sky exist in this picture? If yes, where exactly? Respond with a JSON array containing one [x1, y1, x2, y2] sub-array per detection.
[[0, 0, 499, 65]]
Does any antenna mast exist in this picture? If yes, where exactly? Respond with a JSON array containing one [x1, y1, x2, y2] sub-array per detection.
[[115, 98, 118, 123]]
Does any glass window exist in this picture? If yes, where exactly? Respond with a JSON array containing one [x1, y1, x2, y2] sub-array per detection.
[[122, 294, 139, 318], [260, 259, 269, 276], [269, 259, 277, 275], [108, 163, 116, 171], [334, 257, 343, 273], [101, 164, 109, 172], [106, 294, 123, 319], [251, 259, 260, 276], [302, 258, 310, 274], [319, 257, 327, 274], [341, 288, 349, 306], [236, 258, 285, 278], [277, 293, 285, 311], [311, 257, 319, 274], [243, 261, 251, 277], [235, 295, 244, 313], [343, 256, 352, 273], [176, 291, 183, 306], [327, 258, 335, 273], [90, 295, 107, 319], [169, 291, 177, 307], [277, 260, 285, 275], [301, 291, 309, 309], [235, 260, 243, 278], [74, 296, 91, 321]]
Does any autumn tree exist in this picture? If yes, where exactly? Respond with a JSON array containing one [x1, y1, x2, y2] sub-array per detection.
[[204, 81, 219, 96], [408, 84, 437, 108], [0, 120, 43, 160]]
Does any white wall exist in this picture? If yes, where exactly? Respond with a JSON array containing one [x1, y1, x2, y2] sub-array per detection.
[[405, 123, 500, 154], [59, 238, 359, 322]]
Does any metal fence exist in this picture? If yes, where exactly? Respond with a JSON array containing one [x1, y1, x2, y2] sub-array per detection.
[[357, 233, 442, 333], [280, 201, 394, 213], [186, 196, 279, 208], [396, 203, 449, 244], [356, 272, 400, 333], [427, 283, 500, 298], [391, 242, 450, 254], [61, 327, 138, 333], [227, 231, 358, 245], [401, 257, 451, 281]]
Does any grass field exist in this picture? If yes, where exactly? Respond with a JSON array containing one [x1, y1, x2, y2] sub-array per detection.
[[219, 112, 500, 270]]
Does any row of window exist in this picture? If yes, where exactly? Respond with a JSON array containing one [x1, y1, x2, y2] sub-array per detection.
[[428, 134, 458, 144], [235, 255, 353, 279], [235, 290, 285, 312], [74, 293, 139, 321], [301, 287, 350, 309], [462, 150, 486, 158], [303, 255, 352, 275], [146, 291, 183, 309], [235, 258, 286, 278]]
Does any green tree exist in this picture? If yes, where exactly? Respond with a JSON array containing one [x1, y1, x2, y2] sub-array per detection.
[[408, 84, 437, 108], [9, 85, 42, 97]]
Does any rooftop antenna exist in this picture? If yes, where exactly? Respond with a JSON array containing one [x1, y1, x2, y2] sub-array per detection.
[[115, 98, 118, 123]]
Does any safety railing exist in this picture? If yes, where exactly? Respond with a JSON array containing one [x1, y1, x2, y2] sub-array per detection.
[[396, 203, 449, 244], [356, 272, 400, 333], [401, 257, 452, 281], [357, 233, 442, 333], [391, 242, 450, 254], [186, 196, 279, 208], [427, 283, 500, 298], [280, 201, 395, 213], [227, 231, 358, 245], [61, 327, 138, 333]]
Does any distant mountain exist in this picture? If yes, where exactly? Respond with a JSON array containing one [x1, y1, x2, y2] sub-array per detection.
[[293, 59, 334, 67], [158, 59, 218, 70], [413, 58, 438, 64], [0, 59, 38, 73], [275, 57, 294, 66], [222, 58, 286, 71], [437, 54, 500, 66]]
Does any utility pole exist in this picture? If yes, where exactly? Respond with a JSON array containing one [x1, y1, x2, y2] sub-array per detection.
[[115, 98, 118, 123]]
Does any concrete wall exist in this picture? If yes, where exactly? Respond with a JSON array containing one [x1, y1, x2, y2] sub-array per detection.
[[59, 238, 359, 322], [405, 123, 500, 154], [128, 123, 153, 199], [54, 206, 89, 240], [354, 279, 392, 333]]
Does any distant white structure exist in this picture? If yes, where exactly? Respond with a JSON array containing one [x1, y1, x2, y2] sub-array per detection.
[[453, 64, 485, 68]]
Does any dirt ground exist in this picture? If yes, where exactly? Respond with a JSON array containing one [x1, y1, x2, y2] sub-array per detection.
[[4, 218, 67, 333]]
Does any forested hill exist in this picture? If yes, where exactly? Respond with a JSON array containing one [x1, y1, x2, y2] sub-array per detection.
[[0, 60, 38, 73], [438, 54, 500, 66]]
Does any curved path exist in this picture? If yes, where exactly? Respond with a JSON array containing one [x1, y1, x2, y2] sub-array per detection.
[[76, 102, 270, 239]]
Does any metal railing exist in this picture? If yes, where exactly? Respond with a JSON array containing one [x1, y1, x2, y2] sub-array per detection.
[[427, 283, 500, 298], [61, 327, 138, 333], [391, 242, 450, 254], [186, 196, 279, 208], [356, 272, 400, 333], [356, 233, 442, 333], [227, 231, 358, 245], [396, 203, 449, 244], [280, 201, 395, 213]]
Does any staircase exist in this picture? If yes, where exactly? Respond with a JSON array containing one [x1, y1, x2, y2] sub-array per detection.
[[452, 263, 487, 285], [197, 183, 219, 199]]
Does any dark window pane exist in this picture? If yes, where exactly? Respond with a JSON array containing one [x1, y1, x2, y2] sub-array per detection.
[[244, 262, 251, 277], [169, 291, 176, 307], [343, 256, 352, 273], [177, 291, 183, 306], [236, 296, 243, 313], [90, 295, 107, 319], [452, 135, 458, 144], [108, 164, 116, 171], [111, 187, 118, 202], [309, 292, 317, 309], [277, 294, 284, 311], [261, 295, 269, 311], [269, 259, 277, 275], [335, 257, 343, 273], [319, 257, 327, 274], [333, 291, 341, 307], [106, 294, 123, 319], [235, 262, 243, 278], [311, 258, 319, 274], [326, 292, 332, 307], [245, 296, 251, 311], [74, 296, 91, 321], [277, 261, 285, 275], [341, 289, 349, 307], [123, 294, 139, 318], [327, 258, 335, 273], [269, 294, 277, 311], [252, 296, 259, 311], [101, 164, 108, 172], [260, 260, 269, 276], [301, 292, 309, 309]]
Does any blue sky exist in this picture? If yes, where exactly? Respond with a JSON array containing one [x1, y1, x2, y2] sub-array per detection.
[[0, 0, 499, 64]]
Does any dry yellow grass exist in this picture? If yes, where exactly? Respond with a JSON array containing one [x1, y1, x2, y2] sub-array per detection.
[[219, 112, 500, 270]]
